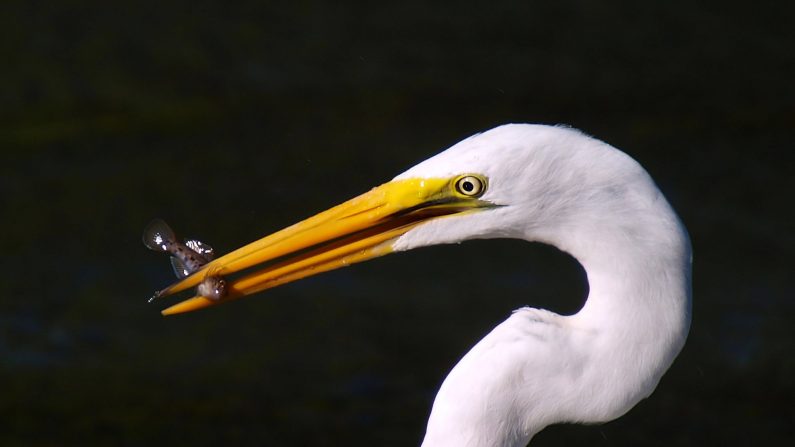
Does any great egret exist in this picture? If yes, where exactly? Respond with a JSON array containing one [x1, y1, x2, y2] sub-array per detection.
[[152, 124, 692, 446]]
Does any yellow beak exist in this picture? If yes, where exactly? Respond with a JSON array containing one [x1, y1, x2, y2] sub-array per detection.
[[154, 176, 492, 315]]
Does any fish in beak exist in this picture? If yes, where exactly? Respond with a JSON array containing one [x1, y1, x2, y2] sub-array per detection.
[[151, 175, 493, 315]]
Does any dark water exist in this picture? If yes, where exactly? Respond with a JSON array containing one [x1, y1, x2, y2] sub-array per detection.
[[2, 1, 793, 445]]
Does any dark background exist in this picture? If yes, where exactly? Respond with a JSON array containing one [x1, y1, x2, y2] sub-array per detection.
[[2, 1, 793, 445]]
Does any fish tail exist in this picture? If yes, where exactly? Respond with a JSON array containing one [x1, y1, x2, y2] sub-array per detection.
[[142, 218, 177, 252]]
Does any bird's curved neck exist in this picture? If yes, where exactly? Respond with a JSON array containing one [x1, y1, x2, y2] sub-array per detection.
[[421, 193, 691, 447], [549, 197, 692, 423]]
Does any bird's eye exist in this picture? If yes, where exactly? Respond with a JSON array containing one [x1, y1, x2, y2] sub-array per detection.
[[455, 175, 486, 197]]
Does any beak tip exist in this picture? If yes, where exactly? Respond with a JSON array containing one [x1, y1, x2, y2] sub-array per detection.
[[160, 306, 180, 317], [161, 296, 215, 316]]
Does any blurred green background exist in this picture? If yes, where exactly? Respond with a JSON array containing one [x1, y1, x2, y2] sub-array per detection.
[[2, 1, 793, 445]]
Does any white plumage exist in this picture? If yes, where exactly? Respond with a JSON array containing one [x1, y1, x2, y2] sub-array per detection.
[[392, 125, 691, 446]]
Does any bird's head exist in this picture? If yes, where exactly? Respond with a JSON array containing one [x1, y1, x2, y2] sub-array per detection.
[[154, 124, 653, 315]]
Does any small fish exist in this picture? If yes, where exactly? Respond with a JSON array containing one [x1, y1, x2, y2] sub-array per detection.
[[142, 218, 215, 278], [143, 218, 227, 301]]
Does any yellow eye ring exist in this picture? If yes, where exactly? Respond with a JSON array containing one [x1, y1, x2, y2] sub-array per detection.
[[454, 175, 486, 197]]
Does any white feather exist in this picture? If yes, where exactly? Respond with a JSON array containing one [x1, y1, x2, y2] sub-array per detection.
[[393, 124, 691, 447]]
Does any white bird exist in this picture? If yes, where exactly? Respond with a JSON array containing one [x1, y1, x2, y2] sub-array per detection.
[[153, 124, 692, 447]]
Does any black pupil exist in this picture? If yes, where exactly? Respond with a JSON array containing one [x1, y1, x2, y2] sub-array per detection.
[[462, 180, 474, 192]]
